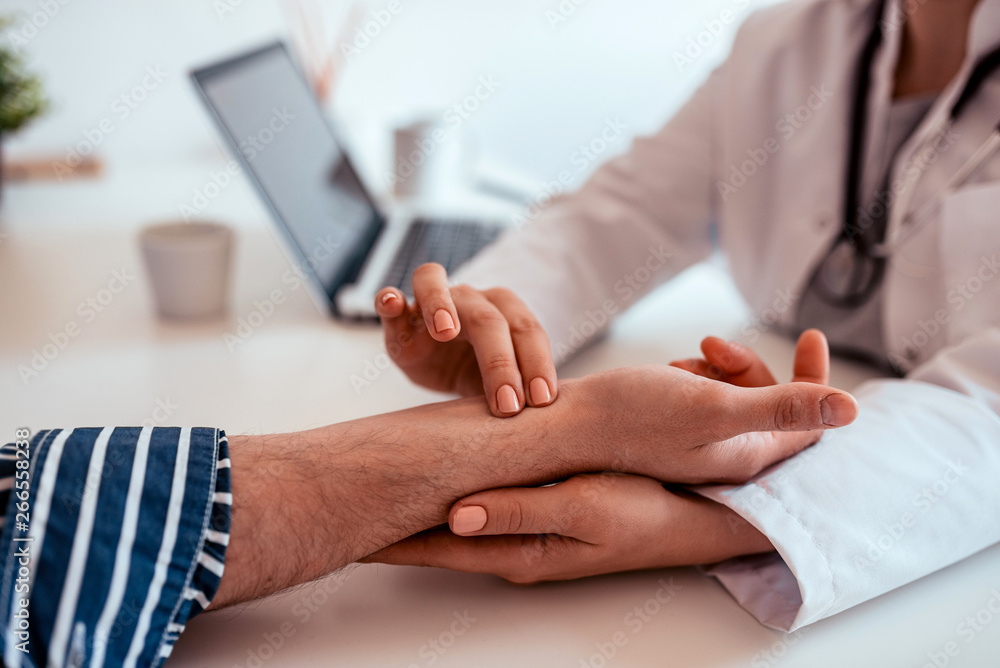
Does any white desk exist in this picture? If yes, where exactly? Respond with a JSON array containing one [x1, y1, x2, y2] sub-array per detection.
[[2, 189, 999, 668]]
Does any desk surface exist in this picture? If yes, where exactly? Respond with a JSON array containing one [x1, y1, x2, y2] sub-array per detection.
[[2, 220, 999, 668]]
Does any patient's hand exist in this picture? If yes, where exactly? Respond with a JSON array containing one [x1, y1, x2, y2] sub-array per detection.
[[670, 328, 830, 390], [563, 329, 850, 485], [365, 330, 844, 582], [376, 263, 557, 417]]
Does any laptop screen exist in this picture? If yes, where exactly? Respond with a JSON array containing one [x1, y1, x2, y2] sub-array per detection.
[[192, 43, 381, 298]]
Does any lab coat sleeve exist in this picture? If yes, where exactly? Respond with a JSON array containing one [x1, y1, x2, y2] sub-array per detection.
[[693, 327, 1000, 631], [453, 72, 720, 364]]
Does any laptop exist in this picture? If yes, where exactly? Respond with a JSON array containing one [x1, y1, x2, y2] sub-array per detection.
[[190, 41, 504, 319]]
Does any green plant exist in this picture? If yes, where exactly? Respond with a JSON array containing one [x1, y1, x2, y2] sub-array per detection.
[[0, 17, 47, 133]]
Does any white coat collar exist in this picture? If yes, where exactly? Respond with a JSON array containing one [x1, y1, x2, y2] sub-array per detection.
[[873, 0, 1000, 225]]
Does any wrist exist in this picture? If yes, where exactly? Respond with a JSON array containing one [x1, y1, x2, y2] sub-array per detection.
[[690, 495, 774, 562], [215, 389, 599, 608], [650, 491, 773, 569], [411, 385, 602, 497]]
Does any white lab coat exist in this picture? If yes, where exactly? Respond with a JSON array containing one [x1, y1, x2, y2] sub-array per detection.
[[455, 0, 1000, 631]]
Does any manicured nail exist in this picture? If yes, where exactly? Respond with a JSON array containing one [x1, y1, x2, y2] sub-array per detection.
[[497, 385, 520, 414], [452, 505, 487, 534], [529, 377, 551, 405], [434, 309, 455, 333], [381, 293, 397, 305], [821, 394, 854, 427]]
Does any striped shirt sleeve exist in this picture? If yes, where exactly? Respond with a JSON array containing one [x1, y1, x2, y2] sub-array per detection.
[[0, 426, 231, 668]]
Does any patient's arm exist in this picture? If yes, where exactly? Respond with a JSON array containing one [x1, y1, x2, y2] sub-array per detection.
[[212, 343, 853, 607], [365, 331, 829, 582]]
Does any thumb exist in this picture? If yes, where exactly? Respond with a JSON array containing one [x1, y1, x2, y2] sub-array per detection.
[[714, 382, 859, 439], [449, 483, 578, 537]]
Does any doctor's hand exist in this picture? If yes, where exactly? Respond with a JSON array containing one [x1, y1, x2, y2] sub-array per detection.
[[364, 332, 837, 583], [364, 474, 773, 583], [376, 263, 557, 417]]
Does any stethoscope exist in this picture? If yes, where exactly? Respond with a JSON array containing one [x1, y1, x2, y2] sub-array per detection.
[[814, 0, 1000, 308]]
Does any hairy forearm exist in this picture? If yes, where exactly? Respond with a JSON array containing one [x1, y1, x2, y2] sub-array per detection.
[[212, 389, 597, 608]]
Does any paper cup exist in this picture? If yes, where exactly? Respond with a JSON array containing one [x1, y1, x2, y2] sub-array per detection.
[[139, 221, 233, 320]]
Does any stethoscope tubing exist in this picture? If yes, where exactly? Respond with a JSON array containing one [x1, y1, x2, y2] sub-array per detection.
[[844, 3, 1000, 260]]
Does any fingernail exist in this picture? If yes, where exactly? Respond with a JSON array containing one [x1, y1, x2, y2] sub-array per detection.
[[381, 293, 397, 305], [727, 341, 746, 355], [434, 309, 455, 333], [529, 377, 551, 405], [452, 505, 487, 534], [821, 394, 854, 427], [497, 385, 520, 414]]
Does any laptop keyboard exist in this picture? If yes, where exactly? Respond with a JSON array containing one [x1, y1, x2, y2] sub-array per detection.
[[383, 219, 503, 297]]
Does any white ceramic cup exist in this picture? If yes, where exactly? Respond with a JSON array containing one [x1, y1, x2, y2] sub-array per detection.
[[139, 221, 233, 320], [391, 117, 468, 200]]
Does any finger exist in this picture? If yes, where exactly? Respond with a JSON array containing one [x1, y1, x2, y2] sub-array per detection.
[[449, 482, 584, 537], [792, 329, 830, 385], [361, 528, 514, 570], [669, 358, 723, 380], [374, 286, 424, 362], [361, 527, 457, 566], [710, 382, 859, 441], [364, 529, 578, 584], [700, 337, 777, 387], [484, 288, 557, 407], [411, 262, 460, 342], [374, 286, 406, 319], [450, 288, 525, 416]]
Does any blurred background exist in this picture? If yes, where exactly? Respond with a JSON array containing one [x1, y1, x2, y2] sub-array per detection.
[[1, 0, 776, 229]]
